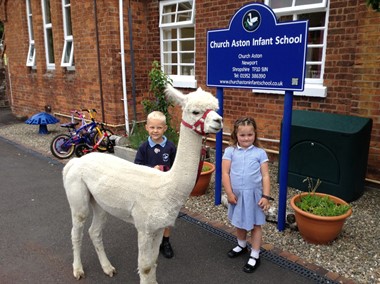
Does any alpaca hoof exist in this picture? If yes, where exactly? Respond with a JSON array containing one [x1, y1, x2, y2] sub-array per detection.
[[73, 268, 85, 280], [103, 265, 116, 277]]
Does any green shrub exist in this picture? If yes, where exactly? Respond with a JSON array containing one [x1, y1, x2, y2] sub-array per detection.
[[295, 177, 351, 217]]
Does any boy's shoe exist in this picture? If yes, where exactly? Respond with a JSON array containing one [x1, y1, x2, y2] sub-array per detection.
[[160, 241, 174, 258]]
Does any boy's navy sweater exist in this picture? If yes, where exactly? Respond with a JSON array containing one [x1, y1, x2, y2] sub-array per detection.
[[134, 138, 176, 171]]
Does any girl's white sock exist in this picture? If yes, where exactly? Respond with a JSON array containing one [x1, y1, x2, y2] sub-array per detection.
[[248, 249, 260, 266], [233, 239, 247, 252]]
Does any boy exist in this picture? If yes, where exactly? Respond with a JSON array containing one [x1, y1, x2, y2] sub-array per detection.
[[134, 111, 177, 258]]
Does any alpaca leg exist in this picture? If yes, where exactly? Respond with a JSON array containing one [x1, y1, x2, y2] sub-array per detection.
[[137, 229, 164, 284], [88, 200, 116, 277], [70, 209, 89, 280], [65, 176, 91, 280]]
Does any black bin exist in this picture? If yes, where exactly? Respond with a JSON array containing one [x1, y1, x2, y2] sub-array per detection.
[[281, 110, 372, 202]]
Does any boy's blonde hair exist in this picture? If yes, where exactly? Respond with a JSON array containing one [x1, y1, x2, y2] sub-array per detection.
[[147, 111, 167, 125]]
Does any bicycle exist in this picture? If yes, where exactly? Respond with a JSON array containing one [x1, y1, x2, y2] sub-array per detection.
[[74, 122, 114, 157], [84, 109, 114, 153], [50, 110, 98, 159]]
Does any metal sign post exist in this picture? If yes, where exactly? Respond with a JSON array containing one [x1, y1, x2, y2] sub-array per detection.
[[206, 3, 308, 231]]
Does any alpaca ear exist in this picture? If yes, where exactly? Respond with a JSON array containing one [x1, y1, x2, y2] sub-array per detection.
[[197, 87, 203, 92], [165, 84, 187, 108]]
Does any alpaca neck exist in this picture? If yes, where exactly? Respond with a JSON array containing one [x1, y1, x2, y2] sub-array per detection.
[[168, 124, 203, 199]]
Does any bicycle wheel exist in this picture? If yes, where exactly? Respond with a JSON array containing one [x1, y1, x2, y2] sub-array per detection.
[[50, 134, 75, 159], [75, 143, 91, 157], [94, 128, 114, 152]]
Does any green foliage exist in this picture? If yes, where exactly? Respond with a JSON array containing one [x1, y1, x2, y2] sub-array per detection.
[[202, 164, 211, 172], [142, 61, 175, 132], [367, 0, 380, 11], [129, 61, 179, 149], [295, 177, 351, 217], [128, 123, 148, 150]]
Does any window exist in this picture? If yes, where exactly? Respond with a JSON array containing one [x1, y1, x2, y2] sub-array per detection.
[[61, 0, 74, 67], [26, 0, 36, 67], [160, 0, 196, 88], [264, 0, 329, 97], [41, 0, 55, 70]]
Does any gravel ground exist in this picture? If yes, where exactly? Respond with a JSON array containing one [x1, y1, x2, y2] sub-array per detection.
[[0, 122, 379, 284]]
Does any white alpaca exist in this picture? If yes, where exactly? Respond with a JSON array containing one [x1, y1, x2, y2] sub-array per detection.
[[63, 85, 223, 284]]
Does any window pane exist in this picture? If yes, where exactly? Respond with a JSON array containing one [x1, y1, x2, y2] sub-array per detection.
[[164, 64, 178, 75], [270, 0, 326, 9], [306, 64, 321, 78], [180, 40, 194, 52], [296, 0, 324, 6], [29, 17, 35, 39], [181, 65, 194, 75], [163, 29, 177, 40], [307, 46, 323, 62], [177, 11, 192, 22], [62, 41, 72, 63], [278, 15, 293, 22], [163, 40, 177, 52], [164, 53, 178, 64], [47, 28, 55, 63], [64, 0, 70, 4], [308, 29, 324, 44], [270, 0, 292, 9], [299, 12, 325, 27], [178, 1, 192, 11], [180, 27, 194, 38], [27, 44, 35, 65], [44, 0, 52, 23], [64, 7, 73, 36], [163, 4, 176, 14], [180, 52, 194, 64]]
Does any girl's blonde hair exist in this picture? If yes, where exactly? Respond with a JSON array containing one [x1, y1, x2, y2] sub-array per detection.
[[230, 117, 261, 147], [147, 111, 167, 125]]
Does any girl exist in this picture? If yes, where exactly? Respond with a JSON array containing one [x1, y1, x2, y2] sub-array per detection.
[[222, 117, 271, 273]]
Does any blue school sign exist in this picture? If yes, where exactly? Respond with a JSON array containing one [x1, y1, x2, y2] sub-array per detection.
[[207, 3, 308, 91], [208, 3, 308, 232]]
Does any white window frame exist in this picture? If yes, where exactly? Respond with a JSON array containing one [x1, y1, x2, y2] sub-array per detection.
[[41, 0, 55, 70], [61, 0, 74, 67], [159, 0, 197, 88], [26, 0, 36, 67], [261, 0, 329, 97]]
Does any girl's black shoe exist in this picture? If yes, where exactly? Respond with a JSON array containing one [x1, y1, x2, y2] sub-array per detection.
[[243, 256, 260, 273], [227, 245, 248, 258]]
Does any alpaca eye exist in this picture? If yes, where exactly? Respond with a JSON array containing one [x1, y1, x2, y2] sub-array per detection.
[[192, 111, 200, 115]]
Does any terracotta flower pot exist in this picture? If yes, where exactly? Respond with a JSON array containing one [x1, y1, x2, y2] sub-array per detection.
[[290, 192, 352, 244], [190, 161, 215, 196]]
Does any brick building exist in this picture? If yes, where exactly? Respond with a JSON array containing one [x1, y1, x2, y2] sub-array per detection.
[[0, 0, 379, 185]]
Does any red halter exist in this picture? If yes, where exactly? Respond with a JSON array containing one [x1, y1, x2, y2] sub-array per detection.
[[181, 109, 212, 136]]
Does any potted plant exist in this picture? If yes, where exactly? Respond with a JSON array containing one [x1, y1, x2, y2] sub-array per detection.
[[290, 177, 352, 244], [190, 161, 215, 196]]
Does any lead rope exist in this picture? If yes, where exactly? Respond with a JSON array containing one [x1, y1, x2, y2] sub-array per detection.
[[196, 136, 208, 182]]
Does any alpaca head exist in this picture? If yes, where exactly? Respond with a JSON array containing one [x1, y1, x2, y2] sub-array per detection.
[[165, 85, 223, 135]]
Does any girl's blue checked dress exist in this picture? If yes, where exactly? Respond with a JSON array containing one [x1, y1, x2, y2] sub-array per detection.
[[223, 145, 269, 231]]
